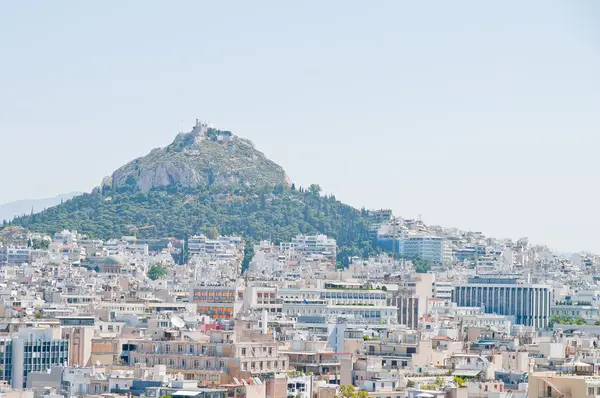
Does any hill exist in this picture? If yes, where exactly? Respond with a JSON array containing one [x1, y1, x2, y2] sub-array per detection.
[[102, 120, 290, 193], [8, 122, 376, 265], [11, 185, 375, 265], [0, 192, 83, 223]]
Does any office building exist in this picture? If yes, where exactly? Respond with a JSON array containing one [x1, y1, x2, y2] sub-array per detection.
[[11, 328, 69, 389], [453, 276, 551, 328]]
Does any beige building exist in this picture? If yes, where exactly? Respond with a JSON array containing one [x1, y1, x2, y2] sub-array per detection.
[[529, 371, 600, 397], [62, 326, 94, 366], [128, 322, 288, 387]]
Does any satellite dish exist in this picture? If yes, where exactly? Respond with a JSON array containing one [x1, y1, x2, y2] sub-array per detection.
[[171, 316, 185, 329]]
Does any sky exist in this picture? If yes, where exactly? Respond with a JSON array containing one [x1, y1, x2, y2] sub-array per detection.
[[1, 1, 599, 253]]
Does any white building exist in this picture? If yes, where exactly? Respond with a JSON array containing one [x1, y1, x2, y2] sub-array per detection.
[[286, 374, 313, 398], [400, 235, 451, 265], [187, 235, 243, 256], [0, 247, 32, 264], [281, 235, 337, 260]]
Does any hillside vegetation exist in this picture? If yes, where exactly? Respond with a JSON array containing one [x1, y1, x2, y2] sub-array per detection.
[[9, 184, 377, 265]]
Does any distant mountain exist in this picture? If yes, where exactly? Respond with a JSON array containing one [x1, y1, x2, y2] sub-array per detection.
[[8, 122, 376, 264], [0, 192, 83, 223]]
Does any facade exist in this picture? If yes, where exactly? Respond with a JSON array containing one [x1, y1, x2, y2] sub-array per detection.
[[11, 328, 69, 389], [551, 303, 600, 322], [433, 281, 453, 300], [128, 324, 288, 386], [0, 247, 32, 265], [188, 235, 244, 256], [400, 236, 451, 265], [396, 296, 419, 329], [281, 235, 337, 260], [0, 337, 13, 383], [453, 276, 551, 328], [529, 371, 600, 398], [192, 285, 245, 319]]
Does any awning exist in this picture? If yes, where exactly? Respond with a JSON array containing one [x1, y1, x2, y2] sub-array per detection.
[[452, 369, 482, 377], [172, 391, 203, 397]]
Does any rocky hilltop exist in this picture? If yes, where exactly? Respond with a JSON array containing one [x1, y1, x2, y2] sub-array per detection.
[[102, 120, 291, 192]]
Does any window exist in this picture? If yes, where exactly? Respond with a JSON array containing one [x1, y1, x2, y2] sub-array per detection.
[[241, 348, 246, 356]]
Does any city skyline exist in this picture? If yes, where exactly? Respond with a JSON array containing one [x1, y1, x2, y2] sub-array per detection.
[[1, 1, 599, 253]]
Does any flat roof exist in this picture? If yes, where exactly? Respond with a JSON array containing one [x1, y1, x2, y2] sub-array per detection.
[[452, 369, 482, 377], [173, 389, 228, 396]]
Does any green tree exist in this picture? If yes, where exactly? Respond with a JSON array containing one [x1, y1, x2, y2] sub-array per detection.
[[308, 184, 322, 196], [435, 375, 444, 387], [412, 256, 430, 273], [336, 385, 367, 398], [206, 226, 219, 239], [406, 380, 415, 388], [453, 376, 465, 387], [148, 264, 167, 280], [7, 185, 378, 264], [548, 314, 586, 327], [357, 391, 369, 398]]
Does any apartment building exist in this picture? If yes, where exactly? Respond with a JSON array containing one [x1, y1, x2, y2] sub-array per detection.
[[188, 235, 244, 256], [0, 247, 32, 265], [128, 323, 288, 386], [192, 285, 245, 319], [400, 235, 451, 265], [281, 235, 337, 260], [529, 371, 600, 397]]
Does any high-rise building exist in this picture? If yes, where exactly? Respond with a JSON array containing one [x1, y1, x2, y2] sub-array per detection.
[[453, 276, 551, 328]]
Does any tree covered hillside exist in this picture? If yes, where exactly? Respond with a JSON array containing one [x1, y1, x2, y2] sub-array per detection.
[[9, 184, 377, 264]]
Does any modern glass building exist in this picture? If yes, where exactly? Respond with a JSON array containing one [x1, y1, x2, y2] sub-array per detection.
[[0, 338, 13, 383]]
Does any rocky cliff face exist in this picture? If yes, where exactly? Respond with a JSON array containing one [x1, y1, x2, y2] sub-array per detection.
[[103, 122, 291, 192]]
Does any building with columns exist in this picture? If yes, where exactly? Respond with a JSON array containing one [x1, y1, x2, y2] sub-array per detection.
[[453, 276, 551, 329]]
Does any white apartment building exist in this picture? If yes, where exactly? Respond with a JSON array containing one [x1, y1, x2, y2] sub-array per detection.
[[400, 235, 451, 265], [54, 230, 78, 246], [433, 281, 453, 300], [0, 247, 32, 265], [281, 235, 337, 259], [458, 313, 513, 335], [187, 235, 243, 256]]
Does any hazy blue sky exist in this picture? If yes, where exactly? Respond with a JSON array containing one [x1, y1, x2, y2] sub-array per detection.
[[1, 1, 599, 253]]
